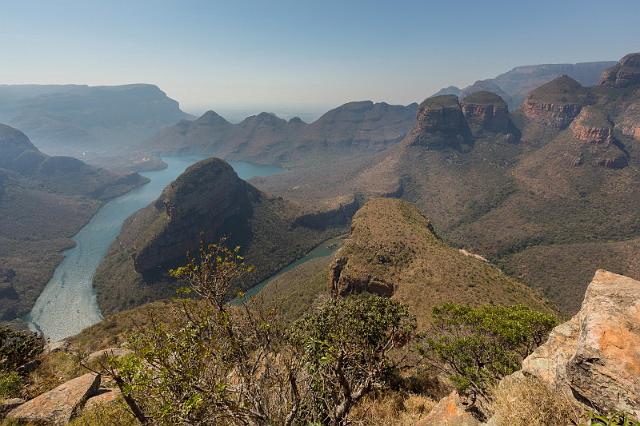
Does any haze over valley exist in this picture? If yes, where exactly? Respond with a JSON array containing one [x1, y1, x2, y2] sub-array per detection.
[[1, 2, 639, 424]]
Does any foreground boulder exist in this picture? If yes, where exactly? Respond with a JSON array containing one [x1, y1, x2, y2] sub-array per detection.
[[7, 373, 100, 425], [416, 391, 479, 426], [515, 270, 640, 417]]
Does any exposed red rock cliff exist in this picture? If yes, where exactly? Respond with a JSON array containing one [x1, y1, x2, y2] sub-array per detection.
[[599, 52, 640, 88], [409, 95, 472, 149], [460, 91, 518, 139], [569, 106, 614, 144], [521, 75, 588, 129]]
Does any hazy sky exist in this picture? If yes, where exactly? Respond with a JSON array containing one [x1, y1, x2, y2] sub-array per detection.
[[1, 0, 639, 115]]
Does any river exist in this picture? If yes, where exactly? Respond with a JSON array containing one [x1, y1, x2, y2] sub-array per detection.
[[27, 156, 284, 341]]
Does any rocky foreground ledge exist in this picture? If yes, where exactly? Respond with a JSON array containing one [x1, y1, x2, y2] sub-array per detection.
[[423, 269, 640, 425]]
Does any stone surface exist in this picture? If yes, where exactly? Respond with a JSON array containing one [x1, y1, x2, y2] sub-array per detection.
[[522, 75, 586, 129], [520, 270, 640, 417], [599, 53, 640, 88], [84, 347, 132, 366], [7, 373, 101, 425], [0, 398, 25, 416], [619, 102, 640, 141], [410, 95, 473, 149], [460, 91, 516, 138], [416, 391, 480, 426], [570, 106, 614, 144], [83, 388, 121, 412]]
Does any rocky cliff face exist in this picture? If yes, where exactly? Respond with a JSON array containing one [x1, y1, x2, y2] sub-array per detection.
[[619, 102, 640, 140], [569, 106, 614, 144], [521, 75, 588, 128], [599, 53, 640, 88], [460, 91, 517, 139], [409, 95, 473, 149], [506, 270, 640, 418]]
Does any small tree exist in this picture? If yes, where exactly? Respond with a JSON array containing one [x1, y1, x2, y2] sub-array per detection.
[[419, 303, 557, 406], [288, 294, 416, 425]]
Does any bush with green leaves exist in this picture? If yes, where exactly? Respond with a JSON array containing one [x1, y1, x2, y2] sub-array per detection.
[[419, 303, 558, 405], [103, 240, 415, 426], [0, 371, 24, 398], [0, 326, 44, 372], [588, 412, 640, 426], [288, 294, 416, 424]]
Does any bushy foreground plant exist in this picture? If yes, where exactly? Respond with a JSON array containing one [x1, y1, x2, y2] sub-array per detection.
[[419, 303, 558, 406], [102, 240, 416, 425], [0, 325, 44, 372]]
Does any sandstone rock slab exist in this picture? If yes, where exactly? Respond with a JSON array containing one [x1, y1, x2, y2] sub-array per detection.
[[521, 270, 640, 417], [416, 391, 479, 426], [7, 373, 100, 425]]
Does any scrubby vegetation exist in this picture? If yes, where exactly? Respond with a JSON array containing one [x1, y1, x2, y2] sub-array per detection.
[[419, 303, 558, 407], [98, 241, 416, 425], [0, 326, 43, 398]]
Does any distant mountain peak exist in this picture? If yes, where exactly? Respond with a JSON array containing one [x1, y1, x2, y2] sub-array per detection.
[[196, 110, 229, 125]]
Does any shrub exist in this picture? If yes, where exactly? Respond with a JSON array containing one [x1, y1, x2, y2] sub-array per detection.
[[419, 303, 558, 405], [589, 412, 640, 426], [0, 371, 24, 398], [0, 326, 44, 372]]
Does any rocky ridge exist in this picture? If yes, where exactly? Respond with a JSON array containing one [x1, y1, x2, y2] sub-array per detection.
[[328, 198, 551, 328], [599, 52, 640, 88]]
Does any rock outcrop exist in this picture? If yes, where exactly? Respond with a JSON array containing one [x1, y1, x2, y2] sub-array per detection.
[[570, 106, 614, 144], [619, 102, 640, 140], [7, 373, 101, 425], [460, 91, 518, 139], [410, 95, 473, 149], [521, 75, 588, 129], [599, 53, 640, 88], [416, 391, 479, 426], [513, 270, 640, 417]]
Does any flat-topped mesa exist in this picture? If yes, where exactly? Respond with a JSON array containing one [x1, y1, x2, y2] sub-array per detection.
[[570, 106, 614, 144], [599, 52, 640, 88], [410, 95, 472, 149], [522, 75, 588, 129], [460, 91, 517, 138]]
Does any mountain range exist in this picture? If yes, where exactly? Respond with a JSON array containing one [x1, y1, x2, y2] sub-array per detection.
[[433, 60, 616, 110], [145, 100, 418, 167], [252, 53, 640, 315], [0, 124, 147, 321], [0, 84, 191, 160]]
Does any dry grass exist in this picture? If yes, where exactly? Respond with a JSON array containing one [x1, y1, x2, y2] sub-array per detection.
[[25, 351, 87, 398], [69, 399, 136, 426], [349, 392, 436, 426], [489, 374, 586, 426]]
